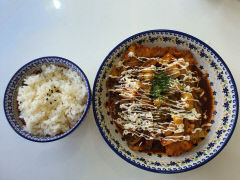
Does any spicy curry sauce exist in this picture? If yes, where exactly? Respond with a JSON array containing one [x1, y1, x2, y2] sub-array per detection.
[[106, 44, 214, 156]]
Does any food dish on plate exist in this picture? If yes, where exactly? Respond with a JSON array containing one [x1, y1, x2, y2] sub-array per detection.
[[17, 64, 88, 137], [106, 44, 214, 156], [4, 57, 91, 142], [93, 30, 238, 173]]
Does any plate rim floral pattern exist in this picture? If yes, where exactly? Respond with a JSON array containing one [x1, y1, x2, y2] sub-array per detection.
[[92, 29, 239, 173], [4, 56, 92, 142]]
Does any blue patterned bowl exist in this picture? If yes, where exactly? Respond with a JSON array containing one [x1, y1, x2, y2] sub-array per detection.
[[93, 30, 239, 173], [4, 57, 91, 142]]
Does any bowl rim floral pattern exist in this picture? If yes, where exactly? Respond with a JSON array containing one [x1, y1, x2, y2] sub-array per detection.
[[4, 56, 91, 142], [92, 29, 239, 173]]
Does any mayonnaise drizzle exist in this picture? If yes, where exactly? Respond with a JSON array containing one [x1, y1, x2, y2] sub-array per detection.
[[108, 51, 206, 142]]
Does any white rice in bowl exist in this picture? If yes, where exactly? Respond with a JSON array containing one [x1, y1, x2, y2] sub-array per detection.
[[17, 64, 88, 136]]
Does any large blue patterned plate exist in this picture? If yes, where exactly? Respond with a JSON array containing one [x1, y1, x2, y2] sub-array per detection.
[[92, 30, 239, 173], [4, 56, 91, 142]]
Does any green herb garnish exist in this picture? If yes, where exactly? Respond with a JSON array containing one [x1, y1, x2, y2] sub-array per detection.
[[150, 72, 170, 100]]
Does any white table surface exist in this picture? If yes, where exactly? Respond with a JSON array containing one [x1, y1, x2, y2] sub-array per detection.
[[1, 0, 240, 179]]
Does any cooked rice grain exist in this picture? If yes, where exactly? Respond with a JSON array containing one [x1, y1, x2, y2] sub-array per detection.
[[17, 64, 87, 136]]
